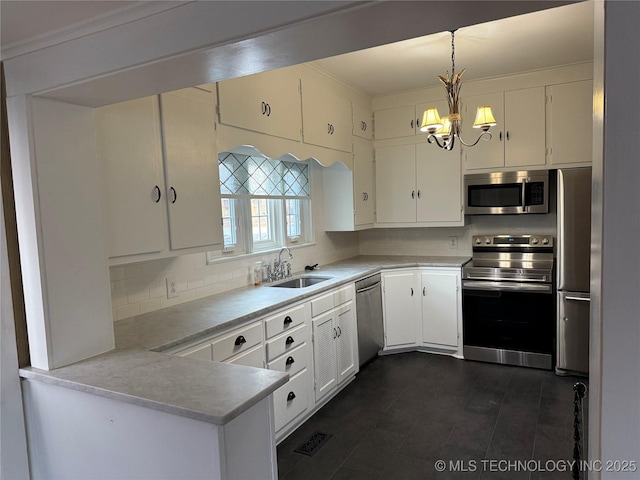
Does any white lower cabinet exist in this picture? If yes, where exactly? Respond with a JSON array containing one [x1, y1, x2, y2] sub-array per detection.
[[382, 268, 462, 355], [264, 303, 313, 438], [382, 271, 420, 348], [312, 287, 358, 404]]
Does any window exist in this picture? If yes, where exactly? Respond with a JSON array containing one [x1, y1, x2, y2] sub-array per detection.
[[214, 151, 312, 258]]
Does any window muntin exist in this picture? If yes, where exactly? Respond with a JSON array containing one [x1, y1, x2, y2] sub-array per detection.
[[217, 152, 312, 256]]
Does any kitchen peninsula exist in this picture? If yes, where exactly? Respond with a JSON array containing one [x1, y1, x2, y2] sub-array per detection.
[[19, 255, 469, 479]]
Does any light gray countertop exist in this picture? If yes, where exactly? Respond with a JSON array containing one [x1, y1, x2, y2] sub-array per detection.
[[20, 255, 469, 427]]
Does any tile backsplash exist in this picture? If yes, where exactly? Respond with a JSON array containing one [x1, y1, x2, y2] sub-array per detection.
[[109, 231, 358, 321]]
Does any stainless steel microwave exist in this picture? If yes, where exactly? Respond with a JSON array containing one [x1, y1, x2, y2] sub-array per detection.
[[464, 170, 549, 215]]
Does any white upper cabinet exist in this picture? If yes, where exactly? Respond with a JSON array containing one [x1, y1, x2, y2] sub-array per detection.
[[352, 102, 373, 140], [374, 105, 420, 140], [97, 88, 223, 263], [375, 135, 463, 226], [375, 144, 417, 223], [462, 87, 546, 171], [415, 135, 462, 224], [96, 96, 167, 258], [217, 68, 302, 141], [160, 88, 223, 250], [546, 80, 593, 166], [301, 76, 352, 152], [323, 136, 375, 231], [353, 137, 375, 226]]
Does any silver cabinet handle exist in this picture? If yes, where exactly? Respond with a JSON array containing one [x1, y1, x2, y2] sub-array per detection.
[[566, 296, 591, 302]]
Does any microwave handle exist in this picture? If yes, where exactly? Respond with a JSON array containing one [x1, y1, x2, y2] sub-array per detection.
[[521, 178, 527, 213]]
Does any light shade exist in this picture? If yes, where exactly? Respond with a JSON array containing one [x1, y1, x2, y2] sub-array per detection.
[[419, 108, 443, 133], [472, 105, 497, 131], [434, 116, 452, 139]]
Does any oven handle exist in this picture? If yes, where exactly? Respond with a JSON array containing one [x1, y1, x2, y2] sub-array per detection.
[[462, 280, 552, 294]]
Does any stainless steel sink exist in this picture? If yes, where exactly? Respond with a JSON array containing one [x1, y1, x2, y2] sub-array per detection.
[[267, 276, 332, 288]]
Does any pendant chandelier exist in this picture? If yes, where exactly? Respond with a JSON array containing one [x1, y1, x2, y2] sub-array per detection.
[[420, 30, 497, 151]]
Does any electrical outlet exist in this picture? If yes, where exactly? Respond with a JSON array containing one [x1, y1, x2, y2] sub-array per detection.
[[166, 275, 178, 299], [449, 236, 458, 249]]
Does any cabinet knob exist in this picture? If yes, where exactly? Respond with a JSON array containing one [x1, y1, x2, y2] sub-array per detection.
[[287, 392, 296, 402], [283, 316, 293, 326], [170, 186, 177, 204], [153, 185, 161, 203], [234, 335, 246, 346], [285, 336, 295, 346], [286, 356, 295, 366]]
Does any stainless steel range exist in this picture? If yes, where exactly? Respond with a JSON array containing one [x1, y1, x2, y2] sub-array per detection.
[[462, 234, 555, 369]]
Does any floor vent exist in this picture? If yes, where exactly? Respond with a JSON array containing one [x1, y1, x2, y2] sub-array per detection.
[[293, 431, 333, 457]]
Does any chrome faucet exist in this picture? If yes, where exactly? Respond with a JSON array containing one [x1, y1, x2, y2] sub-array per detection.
[[271, 247, 293, 281], [278, 246, 292, 264]]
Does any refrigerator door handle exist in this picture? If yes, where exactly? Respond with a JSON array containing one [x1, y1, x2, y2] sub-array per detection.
[[565, 296, 591, 302]]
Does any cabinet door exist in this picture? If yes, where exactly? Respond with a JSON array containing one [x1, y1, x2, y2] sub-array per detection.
[[374, 105, 418, 140], [217, 68, 302, 141], [302, 78, 352, 152], [415, 102, 463, 223], [382, 272, 420, 348], [504, 87, 546, 168], [462, 92, 505, 171], [96, 96, 166, 258], [312, 310, 337, 402], [421, 270, 459, 347], [336, 302, 357, 383], [375, 144, 416, 223], [160, 89, 223, 250], [352, 103, 373, 140], [546, 80, 593, 165], [353, 137, 375, 226]]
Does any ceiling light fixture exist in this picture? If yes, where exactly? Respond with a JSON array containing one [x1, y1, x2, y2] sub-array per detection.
[[420, 30, 497, 151]]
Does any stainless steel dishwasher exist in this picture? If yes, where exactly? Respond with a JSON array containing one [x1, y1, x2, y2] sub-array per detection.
[[355, 273, 384, 367]]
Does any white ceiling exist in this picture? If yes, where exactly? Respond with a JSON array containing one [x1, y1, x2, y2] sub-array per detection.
[[312, 1, 594, 97], [1, 1, 593, 97]]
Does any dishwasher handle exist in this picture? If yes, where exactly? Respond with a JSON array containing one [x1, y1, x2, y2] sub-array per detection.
[[356, 281, 381, 294]]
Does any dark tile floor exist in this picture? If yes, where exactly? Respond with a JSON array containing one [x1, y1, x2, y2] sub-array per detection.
[[277, 352, 588, 480]]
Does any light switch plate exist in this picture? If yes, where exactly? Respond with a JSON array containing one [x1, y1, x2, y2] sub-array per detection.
[[166, 275, 178, 298]]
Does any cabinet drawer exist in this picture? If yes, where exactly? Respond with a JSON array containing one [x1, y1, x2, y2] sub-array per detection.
[[226, 344, 265, 369], [177, 342, 212, 361], [268, 343, 308, 377], [211, 322, 262, 362], [265, 304, 307, 339], [311, 292, 334, 317], [333, 285, 354, 307], [273, 369, 310, 432], [266, 324, 307, 362]]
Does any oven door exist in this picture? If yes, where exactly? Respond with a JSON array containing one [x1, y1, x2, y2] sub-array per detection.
[[462, 280, 555, 369]]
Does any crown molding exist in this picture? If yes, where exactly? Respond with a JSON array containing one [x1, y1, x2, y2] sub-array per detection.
[[1, 1, 189, 61]]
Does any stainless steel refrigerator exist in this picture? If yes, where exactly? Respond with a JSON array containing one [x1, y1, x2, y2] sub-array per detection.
[[556, 167, 591, 376]]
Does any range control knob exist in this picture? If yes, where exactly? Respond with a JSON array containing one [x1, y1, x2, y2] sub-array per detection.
[[475, 238, 482, 245], [532, 237, 539, 245], [542, 237, 550, 245], [485, 237, 491, 245]]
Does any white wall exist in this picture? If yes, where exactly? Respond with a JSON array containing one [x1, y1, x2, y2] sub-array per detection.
[[0, 171, 30, 480], [592, 1, 640, 476], [109, 163, 359, 321]]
